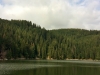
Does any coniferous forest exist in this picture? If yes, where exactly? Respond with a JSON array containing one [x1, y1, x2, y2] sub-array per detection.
[[0, 18, 100, 60]]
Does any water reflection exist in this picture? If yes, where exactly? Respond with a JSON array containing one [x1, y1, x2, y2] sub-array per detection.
[[0, 60, 100, 75], [13, 65, 100, 75]]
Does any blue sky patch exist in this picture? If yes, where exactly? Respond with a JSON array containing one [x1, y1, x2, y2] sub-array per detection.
[[76, 0, 84, 4], [68, 0, 85, 6], [0, 0, 5, 6]]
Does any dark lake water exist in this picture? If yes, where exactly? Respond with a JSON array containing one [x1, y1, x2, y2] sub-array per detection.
[[0, 60, 100, 75]]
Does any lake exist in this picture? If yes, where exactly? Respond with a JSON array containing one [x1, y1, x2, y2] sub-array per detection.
[[0, 60, 100, 75]]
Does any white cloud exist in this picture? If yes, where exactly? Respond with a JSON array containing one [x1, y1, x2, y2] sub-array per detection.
[[0, 0, 100, 30]]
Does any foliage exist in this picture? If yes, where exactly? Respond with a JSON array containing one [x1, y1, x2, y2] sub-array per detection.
[[0, 18, 100, 60]]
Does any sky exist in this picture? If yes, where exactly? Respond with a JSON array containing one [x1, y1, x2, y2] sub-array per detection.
[[0, 0, 100, 30]]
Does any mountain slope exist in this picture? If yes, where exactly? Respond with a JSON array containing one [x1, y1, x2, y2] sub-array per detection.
[[0, 18, 100, 60]]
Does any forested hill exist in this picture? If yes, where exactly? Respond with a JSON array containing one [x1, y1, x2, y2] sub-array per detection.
[[0, 18, 100, 60]]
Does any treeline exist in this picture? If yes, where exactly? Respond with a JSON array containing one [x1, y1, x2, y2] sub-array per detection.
[[0, 18, 100, 60]]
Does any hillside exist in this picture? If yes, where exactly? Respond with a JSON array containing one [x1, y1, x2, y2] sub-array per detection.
[[0, 18, 100, 60]]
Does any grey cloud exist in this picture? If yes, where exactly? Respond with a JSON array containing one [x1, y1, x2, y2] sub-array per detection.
[[0, 0, 100, 30]]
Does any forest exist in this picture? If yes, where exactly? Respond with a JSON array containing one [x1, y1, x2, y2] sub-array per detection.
[[0, 18, 100, 60]]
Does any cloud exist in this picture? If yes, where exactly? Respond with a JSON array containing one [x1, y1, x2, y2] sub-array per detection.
[[0, 0, 100, 30]]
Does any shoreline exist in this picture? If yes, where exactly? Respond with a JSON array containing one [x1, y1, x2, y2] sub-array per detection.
[[0, 58, 100, 61]]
